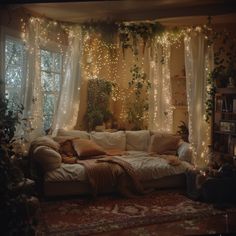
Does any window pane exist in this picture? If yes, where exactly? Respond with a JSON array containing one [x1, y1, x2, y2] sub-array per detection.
[[41, 71, 54, 92], [54, 74, 61, 92], [5, 67, 22, 88], [40, 48, 62, 130], [5, 40, 23, 66], [41, 49, 53, 71], [43, 94, 56, 130], [4, 37, 25, 106], [54, 53, 62, 72]]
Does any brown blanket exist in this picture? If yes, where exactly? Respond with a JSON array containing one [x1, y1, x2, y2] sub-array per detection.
[[77, 156, 145, 197]]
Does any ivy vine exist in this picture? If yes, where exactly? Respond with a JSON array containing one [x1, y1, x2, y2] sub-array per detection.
[[126, 64, 151, 130], [205, 72, 215, 123], [118, 21, 165, 56]]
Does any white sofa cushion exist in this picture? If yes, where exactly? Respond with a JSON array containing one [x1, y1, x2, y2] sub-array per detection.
[[57, 129, 90, 139], [90, 131, 126, 151], [33, 146, 62, 171], [125, 130, 150, 151]]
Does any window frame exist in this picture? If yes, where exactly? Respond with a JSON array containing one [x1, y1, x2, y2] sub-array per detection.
[[39, 42, 64, 131]]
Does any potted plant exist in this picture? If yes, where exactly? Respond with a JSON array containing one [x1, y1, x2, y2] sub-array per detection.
[[0, 95, 38, 235], [177, 121, 189, 142], [84, 78, 114, 131]]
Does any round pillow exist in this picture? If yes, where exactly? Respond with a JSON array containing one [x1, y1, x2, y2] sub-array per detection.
[[33, 145, 62, 171]]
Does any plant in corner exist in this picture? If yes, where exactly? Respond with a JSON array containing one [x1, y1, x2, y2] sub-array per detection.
[[84, 78, 114, 131], [177, 121, 189, 142], [0, 95, 38, 235]]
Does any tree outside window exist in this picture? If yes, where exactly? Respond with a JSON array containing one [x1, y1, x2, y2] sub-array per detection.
[[40, 49, 62, 131], [4, 36, 25, 110]]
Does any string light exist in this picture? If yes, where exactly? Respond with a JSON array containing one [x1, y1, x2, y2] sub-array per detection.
[[21, 17, 213, 165]]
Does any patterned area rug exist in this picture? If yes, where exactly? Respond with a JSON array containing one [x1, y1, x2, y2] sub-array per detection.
[[38, 191, 226, 235]]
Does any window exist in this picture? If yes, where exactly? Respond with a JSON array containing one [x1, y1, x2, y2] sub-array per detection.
[[40, 49, 62, 131], [4, 36, 25, 109]]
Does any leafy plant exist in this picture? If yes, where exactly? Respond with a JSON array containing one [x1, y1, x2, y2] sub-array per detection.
[[118, 21, 165, 56], [212, 31, 236, 87], [126, 64, 151, 130], [177, 121, 189, 142], [84, 78, 114, 131], [0, 95, 38, 235]]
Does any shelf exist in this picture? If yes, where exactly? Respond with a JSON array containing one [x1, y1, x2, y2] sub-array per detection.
[[214, 130, 236, 135], [215, 111, 236, 115], [212, 150, 233, 157], [216, 87, 236, 94]]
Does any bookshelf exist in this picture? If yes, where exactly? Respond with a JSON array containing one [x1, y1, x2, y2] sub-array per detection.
[[213, 87, 236, 157]]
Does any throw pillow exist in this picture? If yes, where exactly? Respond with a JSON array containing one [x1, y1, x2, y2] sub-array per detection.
[[30, 136, 60, 153], [149, 133, 181, 154], [72, 139, 106, 158], [90, 131, 126, 151], [57, 129, 90, 139], [53, 135, 76, 144], [125, 130, 150, 151], [59, 139, 77, 157], [33, 145, 62, 171]]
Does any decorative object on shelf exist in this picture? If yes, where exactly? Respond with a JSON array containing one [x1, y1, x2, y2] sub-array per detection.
[[219, 121, 236, 133], [227, 77, 235, 88], [213, 87, 236, 157]]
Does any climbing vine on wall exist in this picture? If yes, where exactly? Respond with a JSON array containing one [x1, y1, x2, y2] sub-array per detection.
[[126, 64, 151, 130]]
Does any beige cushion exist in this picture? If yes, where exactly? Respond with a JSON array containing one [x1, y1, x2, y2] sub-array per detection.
[[59, 139, 77, 157], [72, 139, 106, 158], [53, 135, 76, 144], [90, 131, 126, 151], [33, 146, 62, 171], [125, 130, 150, 151], [148, 133, 181, 154], [30, 136, 60, 154], [57, 129, 90, 139]]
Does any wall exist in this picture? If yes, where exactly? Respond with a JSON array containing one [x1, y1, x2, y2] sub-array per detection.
[[2, 7, 235, 133]]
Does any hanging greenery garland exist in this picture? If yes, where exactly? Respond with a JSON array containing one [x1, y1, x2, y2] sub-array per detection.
[[118, 21, 165, 56], [81, 20, 119, 46]]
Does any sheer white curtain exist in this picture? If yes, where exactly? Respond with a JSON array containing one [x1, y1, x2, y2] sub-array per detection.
[[22, 18, 44, 140], [184, 31, 214, 167], [148, 41, 173, 132], [52, 26, 83, 136]]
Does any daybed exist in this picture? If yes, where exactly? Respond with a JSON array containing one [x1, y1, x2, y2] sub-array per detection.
[[30, 130, 194, 197]]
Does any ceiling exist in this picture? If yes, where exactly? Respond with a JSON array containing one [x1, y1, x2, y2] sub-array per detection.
[[8, 0, 236, 25]]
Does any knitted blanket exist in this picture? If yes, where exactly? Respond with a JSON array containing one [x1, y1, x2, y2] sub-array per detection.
[[77, 156, 145, 197]]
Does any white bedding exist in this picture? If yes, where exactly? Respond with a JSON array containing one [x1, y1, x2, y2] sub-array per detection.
[[44, 151, 193, 182]]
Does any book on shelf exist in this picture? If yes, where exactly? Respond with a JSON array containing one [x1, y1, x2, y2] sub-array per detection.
[[215, 98, 223, 112], [233, 99, 236, 113]]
